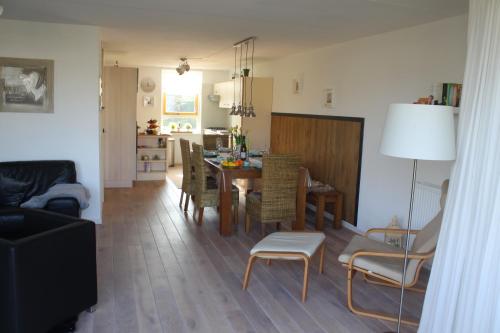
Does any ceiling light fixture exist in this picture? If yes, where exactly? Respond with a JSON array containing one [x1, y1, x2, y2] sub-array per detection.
[[231, 36, 257, 118], [176, 57, 190, 75]]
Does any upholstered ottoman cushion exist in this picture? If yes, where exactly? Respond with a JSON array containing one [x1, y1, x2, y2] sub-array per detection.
[[251, 232, 326, 258]]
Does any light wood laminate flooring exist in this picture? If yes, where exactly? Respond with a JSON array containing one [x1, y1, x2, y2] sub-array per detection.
[[76, 180, 425, 333]]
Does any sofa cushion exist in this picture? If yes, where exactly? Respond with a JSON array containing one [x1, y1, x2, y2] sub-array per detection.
[[0, 175, 30, 207]]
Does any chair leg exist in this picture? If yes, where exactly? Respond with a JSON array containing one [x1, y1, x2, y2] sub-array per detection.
[[242, 255, 257, 290], [184, 194, 190, 211], [266, 259, 272, 266], [245, 213, 251, 233], [179, 191, 184, 208], [276, 222, 281, 231], [318, 242, 326, 274], [197, 207, 204, 225], [234, 205, 239, 225], [346, 267, 419, 326], [302, 257, 310, 302]]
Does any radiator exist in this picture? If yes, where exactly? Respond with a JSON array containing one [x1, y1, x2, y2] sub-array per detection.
[[412, 181, 442, 230]]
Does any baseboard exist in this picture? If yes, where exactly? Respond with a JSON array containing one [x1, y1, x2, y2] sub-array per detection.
[[306, 203, 363, 234], [104, 180, 133, 188]]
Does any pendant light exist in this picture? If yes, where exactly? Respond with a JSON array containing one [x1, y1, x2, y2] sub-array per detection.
[[236, 45, 243, 116], [232, 36, 257, 117], [247, 38, 256, 118], [229, 47, 237, 116]]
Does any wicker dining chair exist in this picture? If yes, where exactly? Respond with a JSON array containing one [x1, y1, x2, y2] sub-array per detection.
[[245, 154, 301, 234], [191, 143, 240, 225], [179, 138, 194, 211]]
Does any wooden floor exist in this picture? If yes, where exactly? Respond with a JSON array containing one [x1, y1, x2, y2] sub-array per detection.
[[76, 180, 425, 333]]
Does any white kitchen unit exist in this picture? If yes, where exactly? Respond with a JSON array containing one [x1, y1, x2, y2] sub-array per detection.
[[214, 77, 273, 150]]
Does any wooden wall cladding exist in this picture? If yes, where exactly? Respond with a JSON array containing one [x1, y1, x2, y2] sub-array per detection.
[[270, 113, 364, 226]]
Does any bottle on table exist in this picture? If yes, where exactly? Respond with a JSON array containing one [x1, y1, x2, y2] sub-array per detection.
[[240, 136, 247, 161]]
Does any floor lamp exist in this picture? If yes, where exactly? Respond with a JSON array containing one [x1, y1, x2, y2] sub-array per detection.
[[379, 103, 456, 332]]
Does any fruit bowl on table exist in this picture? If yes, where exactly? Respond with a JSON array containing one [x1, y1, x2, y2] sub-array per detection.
[[221, 159, 243, 169]]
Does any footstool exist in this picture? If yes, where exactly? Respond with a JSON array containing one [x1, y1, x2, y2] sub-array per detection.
[[242, 232, 326, 302]]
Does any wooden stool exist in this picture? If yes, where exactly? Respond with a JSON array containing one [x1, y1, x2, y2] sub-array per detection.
[[242, 232, 326, 302], [309, 191, 343, 230]]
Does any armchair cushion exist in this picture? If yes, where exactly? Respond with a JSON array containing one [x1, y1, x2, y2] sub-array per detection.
[[338, 235, 412, 284]]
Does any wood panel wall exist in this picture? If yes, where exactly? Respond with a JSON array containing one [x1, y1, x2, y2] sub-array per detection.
[[270, 113, 364, 225]]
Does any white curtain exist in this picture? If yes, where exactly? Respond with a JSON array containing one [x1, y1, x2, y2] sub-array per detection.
[[419, 0, 500, 332]]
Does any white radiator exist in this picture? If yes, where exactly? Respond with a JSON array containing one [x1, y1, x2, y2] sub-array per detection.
[[412, 181, 442, 230]]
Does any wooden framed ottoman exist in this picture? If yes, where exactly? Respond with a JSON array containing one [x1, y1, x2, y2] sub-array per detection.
[[242, 232, 326, 302]]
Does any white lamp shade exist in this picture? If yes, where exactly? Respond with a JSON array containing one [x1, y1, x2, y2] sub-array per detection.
[[380, 104, 456, 160]]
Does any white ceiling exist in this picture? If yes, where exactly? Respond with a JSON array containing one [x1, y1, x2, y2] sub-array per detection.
[[1, 0, 468, 70]]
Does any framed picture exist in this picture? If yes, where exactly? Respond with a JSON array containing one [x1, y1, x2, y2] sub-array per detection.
[[292, 73, 304, 95], [163, 93, 199, 115], [323, 88, 334, 109], [0, 57, 54, 113], [143, 95, 154, 107]]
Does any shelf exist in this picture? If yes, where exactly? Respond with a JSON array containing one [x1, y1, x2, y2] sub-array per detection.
[[137, 147, 167, 151], [137, 171, 166, 174]]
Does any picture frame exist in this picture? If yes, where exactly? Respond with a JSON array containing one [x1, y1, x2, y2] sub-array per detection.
[[292, 73, 304, 95], [143, 95, 154, 107], [323, 88, 334, 109], [162, 93, 199, 115], [0, 57, 54, 113]]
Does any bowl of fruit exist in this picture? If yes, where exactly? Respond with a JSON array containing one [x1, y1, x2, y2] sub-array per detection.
[[221, 158, 243, 169]]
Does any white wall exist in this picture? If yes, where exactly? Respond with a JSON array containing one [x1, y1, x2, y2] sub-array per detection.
[[0, 19, 102, 223], [137, 67, 162, 132], [256, 15, 467, 231]]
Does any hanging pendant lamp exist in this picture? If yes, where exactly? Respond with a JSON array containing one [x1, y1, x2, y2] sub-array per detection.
[[229, 47, 237, 116], [232, 36, 257, 118]]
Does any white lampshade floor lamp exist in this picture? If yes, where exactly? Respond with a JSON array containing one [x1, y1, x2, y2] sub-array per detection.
[[380, 103, 456, 332]]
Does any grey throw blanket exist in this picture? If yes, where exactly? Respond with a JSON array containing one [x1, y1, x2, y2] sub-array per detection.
[[21, 183, 90, 209]]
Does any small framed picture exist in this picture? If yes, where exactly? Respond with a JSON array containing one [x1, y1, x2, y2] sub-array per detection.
[[323, 88, 334, 109], [292, 74, 304, 95], [143, 95, 154, 107]]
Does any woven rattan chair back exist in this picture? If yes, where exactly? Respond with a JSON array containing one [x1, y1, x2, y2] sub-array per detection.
[[179, 138, 193, 193], [260, 154, 301, 221]]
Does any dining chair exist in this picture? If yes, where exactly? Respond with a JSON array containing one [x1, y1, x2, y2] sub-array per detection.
[[191, 143, 239, 225], [245, 154, 301, 234], [179, 138, 194, 211], [337, 179, 449, 326]]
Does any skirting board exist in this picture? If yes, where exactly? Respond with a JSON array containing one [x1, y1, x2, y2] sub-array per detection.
[[306, 203, 362, 234], [104, 180, 133, 188]]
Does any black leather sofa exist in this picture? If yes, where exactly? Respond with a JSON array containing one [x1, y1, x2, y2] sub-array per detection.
[[0, 208, 97, 333], [0, 160, 81, 217]]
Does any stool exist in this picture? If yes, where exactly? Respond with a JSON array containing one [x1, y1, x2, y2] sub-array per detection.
[[242, 232, 326, 302], [309, 190, 344, 230]]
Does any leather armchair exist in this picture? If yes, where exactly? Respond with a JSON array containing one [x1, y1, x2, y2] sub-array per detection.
[[0, 160, 81, 217], [0, 208, 97, 333]]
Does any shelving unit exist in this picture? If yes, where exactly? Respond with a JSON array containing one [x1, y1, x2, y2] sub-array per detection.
[[137, 134, 169, 181]]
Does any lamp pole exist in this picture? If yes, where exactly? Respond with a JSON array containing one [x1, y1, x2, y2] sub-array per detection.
[[398, 159, 418, 332]]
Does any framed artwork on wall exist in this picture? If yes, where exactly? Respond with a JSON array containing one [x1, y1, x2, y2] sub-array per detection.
[[0, 57, 54, 113], [323, 88, 334, 109], [143, 95, 154, 107]]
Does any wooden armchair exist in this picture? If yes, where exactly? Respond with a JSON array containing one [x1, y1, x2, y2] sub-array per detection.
[[338, 179, 449, 326]]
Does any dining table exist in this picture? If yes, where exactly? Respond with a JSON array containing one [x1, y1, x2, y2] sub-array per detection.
[[204, 155, 308, 236]]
